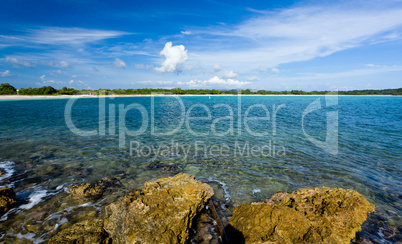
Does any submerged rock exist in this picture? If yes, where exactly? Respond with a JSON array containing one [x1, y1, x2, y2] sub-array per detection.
[[48, 219, 110, 244], [103, 173, 214, 244], [227, 186, 375, 244], [69, 183, 104, 200], [0, 187, 17, 216], [0, 168, 5, 176]]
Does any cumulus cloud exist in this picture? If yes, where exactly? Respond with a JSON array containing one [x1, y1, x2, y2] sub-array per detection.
[[178, 76, 250, 87], [213, 64, 222, 72], [4, 56, 33, 68], [114, 58, 127, 68], [154, 42, 188, 73], [0, 70, 11, 77], [222, 70, 238, 78], [271, 68, 280, 74], [59, 61, 70, 68]]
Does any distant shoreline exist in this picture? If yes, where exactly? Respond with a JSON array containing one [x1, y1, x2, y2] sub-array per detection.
[[0, 94, 400, 100]]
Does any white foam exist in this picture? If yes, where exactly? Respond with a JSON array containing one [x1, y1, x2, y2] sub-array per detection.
[[252, 188, 261, 194], [206, 177, 232, 202], [0, 161, 15, 185], [50, 217, 69, 233], [19, 190, 48, 210], [14, 232, 45, 244]]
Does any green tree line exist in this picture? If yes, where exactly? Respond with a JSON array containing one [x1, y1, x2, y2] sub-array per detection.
[[0, 83, 401, 96]]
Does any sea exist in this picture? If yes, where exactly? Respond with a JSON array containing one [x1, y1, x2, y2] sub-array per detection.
[[0, 95, 401, 243]]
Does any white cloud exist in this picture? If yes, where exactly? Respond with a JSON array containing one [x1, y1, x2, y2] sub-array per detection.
[[28, 27, 128, 45], [40, 75, 46, 81], [181, 31, 192, 35], [59, 61, 70, 68], [51, 70, 63, 76], [247, 76, 260, 81], [136, 80, 174, 85], [154, 42, 188, 73], [189, 4, 402, 70], [114, 58, 127, 68], [0, 70, 11, 77], [134, 63, 153, 69], [4, 56, 33, 68], [213, 63, 222, 72], [69, 80, 74, 85], [222, 70, 238, 78], [178, 76, 250, 87], [39, 60, 55, 66], [271, 68, 280, 74]]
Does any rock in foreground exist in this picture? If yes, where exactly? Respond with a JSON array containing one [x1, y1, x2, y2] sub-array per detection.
[[49, 219, 110, 244], [103, 173, 214, 243], [228, 186, 375, 244], [0, 187, 17, 216]]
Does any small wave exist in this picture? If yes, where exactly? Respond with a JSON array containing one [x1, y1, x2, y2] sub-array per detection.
[[0, 161, 15, 186], [252, 188, 261, 194], [19, 190, 48, 210], [1, 186, 64, 221], [205, 176, 232, 202], [14, 232, 45, 244]]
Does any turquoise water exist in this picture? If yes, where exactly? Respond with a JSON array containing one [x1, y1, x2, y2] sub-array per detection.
[[0, 95, 401, 242]]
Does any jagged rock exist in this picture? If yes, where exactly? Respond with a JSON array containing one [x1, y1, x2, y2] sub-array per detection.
[[227, 186, 375, 244], [0, 187, 17, 216], [69, 183, 104, 200], [48, 219, 110, 244], [0, 168, 5, 176], [103, 173, 214, 244]]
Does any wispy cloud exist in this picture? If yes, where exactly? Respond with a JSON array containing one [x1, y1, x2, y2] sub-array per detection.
[[0, 27, 129, 47], [4, 56, 34, 68], [114, 58, 127, 68], [59, 61, 71, 68], [28, 27, 128, 45], [188, 4, 402, 70]]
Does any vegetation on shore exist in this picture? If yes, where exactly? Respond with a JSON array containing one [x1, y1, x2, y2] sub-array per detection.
[[1, 83, 401, 96]]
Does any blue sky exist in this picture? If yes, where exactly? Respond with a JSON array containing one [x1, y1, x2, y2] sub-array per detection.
[[0, 0, 402, 91]]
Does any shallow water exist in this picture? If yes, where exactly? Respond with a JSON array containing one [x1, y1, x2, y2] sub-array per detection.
[[0, 95, 401, 242]]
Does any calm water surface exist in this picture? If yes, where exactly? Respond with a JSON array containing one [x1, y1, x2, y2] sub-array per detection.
[[0, 96, 401, 242]]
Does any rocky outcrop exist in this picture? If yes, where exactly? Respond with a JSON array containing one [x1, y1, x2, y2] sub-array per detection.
[[68, 177, 122, 201], [103, 173, 214, 244], [48, 219, 110, 244], [227, 186, 375, 244], [69, 183, 104, 200], [0, 187, 17, 216]]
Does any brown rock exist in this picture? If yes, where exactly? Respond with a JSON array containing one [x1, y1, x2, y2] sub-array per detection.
[[69, 183, 104, 200], [103, 173, 214, 244], [0, 187, 17, 216], [228, 186, 375, 244], [48, 219, 110, 244]]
